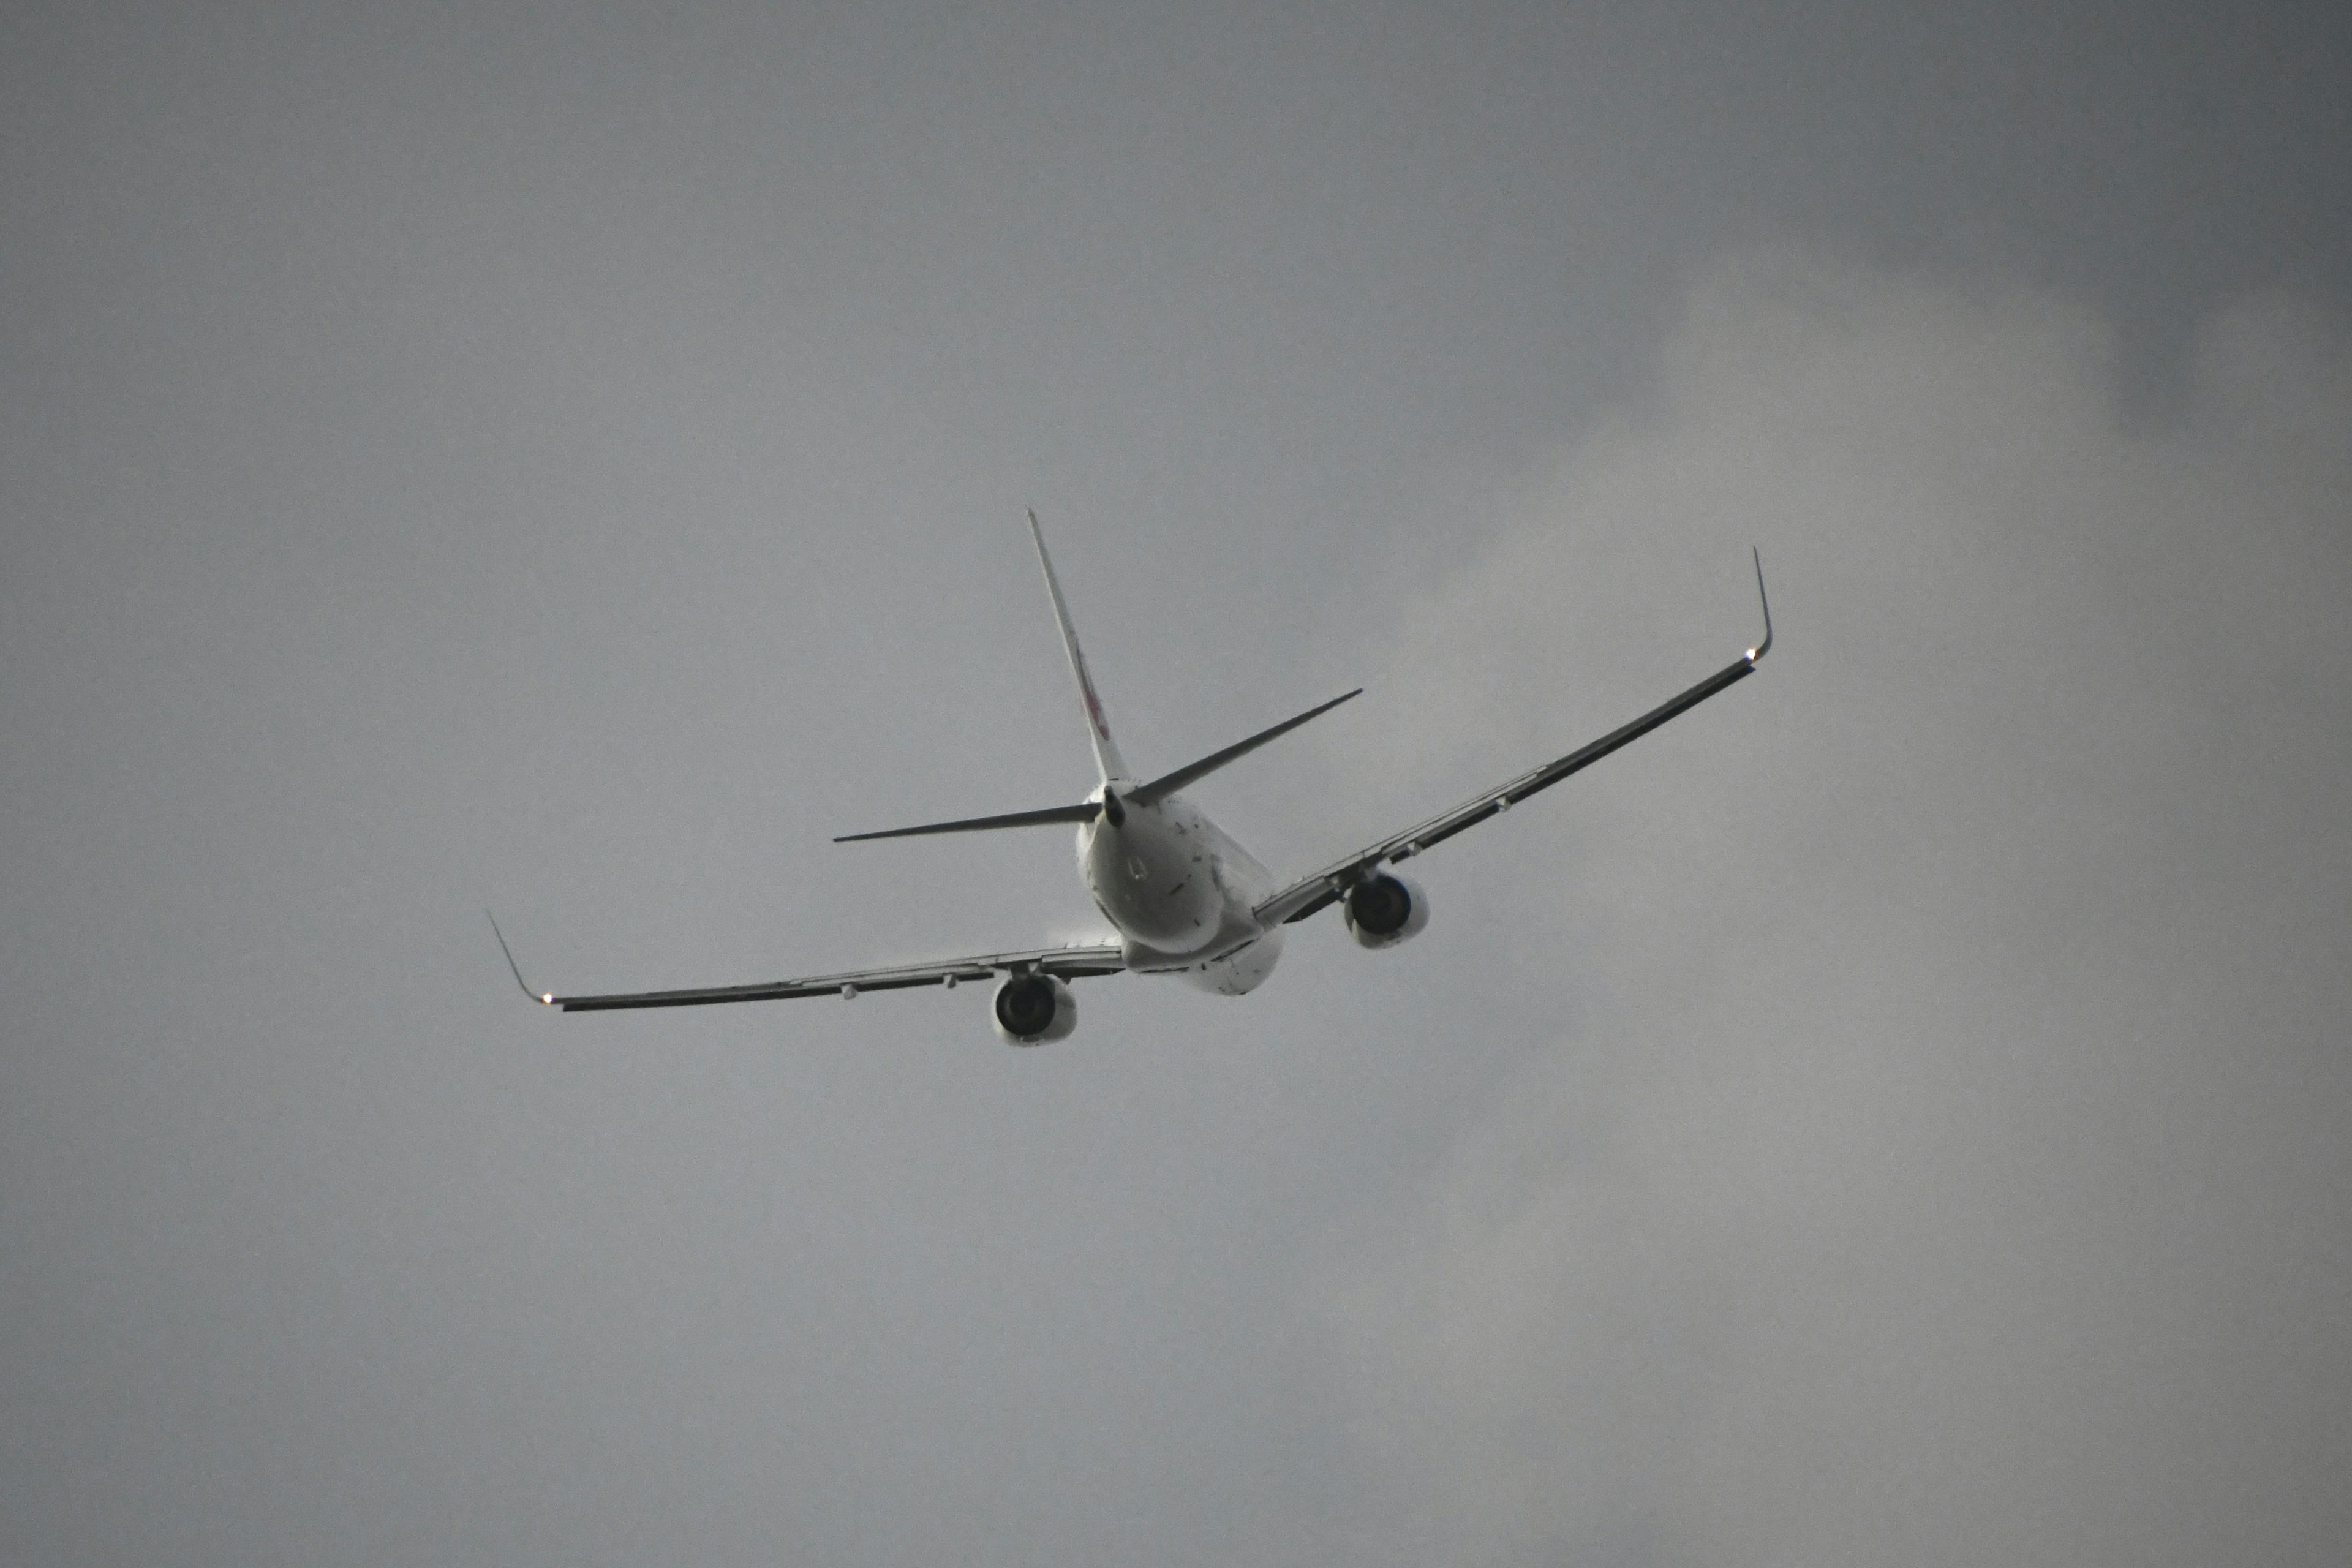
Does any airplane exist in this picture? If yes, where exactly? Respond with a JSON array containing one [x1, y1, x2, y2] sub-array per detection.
[[494, 513, 1772, 1044]]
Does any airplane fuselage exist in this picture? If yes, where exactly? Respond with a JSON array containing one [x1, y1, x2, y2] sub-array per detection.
[[1078, 788, 1283, 995], [492, 519, 1770, 1039]]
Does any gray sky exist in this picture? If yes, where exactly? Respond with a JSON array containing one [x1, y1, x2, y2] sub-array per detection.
[[6, 4, 2348, 1564]]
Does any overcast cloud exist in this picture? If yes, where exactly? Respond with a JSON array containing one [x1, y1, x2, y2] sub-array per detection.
[[1316, 255, 2352, 1565], [4, 5, 2348, 1566]]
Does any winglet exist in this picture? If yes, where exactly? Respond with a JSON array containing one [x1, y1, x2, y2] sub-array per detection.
[[1027, 510, 1131, 784], [487, 912, 556, 1006], [1746, 547, 1773, 665]]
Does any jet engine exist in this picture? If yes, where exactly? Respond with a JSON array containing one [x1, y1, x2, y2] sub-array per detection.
[[993, 973, 1079, 1045], [1343, 872, 1431, 950]]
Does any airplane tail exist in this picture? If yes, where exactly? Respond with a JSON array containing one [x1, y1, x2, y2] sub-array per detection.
[[1028, 511, 1130, 785], [832, 512, 1357, 845]]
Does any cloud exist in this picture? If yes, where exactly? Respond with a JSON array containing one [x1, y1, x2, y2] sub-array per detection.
[[1316, 252, 2352, 1567]]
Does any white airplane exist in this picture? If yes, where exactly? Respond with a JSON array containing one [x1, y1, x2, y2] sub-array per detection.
[[494, 514, 1772, 1044]]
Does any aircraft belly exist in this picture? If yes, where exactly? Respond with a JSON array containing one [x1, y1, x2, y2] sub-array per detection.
[[1179, 926, 1282, 993]]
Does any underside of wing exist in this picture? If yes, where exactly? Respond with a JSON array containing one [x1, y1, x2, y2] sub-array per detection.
[[1255, 551, 1773, 927], [491, 919, 1127, 1013]]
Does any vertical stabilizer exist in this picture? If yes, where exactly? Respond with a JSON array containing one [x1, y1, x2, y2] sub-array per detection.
[[1027, 510, 1130, 784]]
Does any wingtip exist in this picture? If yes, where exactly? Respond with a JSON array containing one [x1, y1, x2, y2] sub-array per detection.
[[486, 911, 556, 1006], [1746, 546, 1773, 663]]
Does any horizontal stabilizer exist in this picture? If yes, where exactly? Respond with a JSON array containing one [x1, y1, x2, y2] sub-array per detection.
[[834, 801, 1099, 843], [1129, 688, 1362, 805]]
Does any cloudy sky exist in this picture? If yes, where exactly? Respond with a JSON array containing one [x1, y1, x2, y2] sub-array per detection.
[[6, 4, 2348, 1563]]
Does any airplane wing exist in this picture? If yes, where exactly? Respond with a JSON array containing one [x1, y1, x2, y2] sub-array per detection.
[[491, 919, 1126, 1012], [1255, 551, 1773, 928]]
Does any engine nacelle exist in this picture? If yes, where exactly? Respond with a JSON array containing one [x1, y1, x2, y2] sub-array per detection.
[[1343, 872, 1431, 950], [992, 973, 1079, 1045]]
